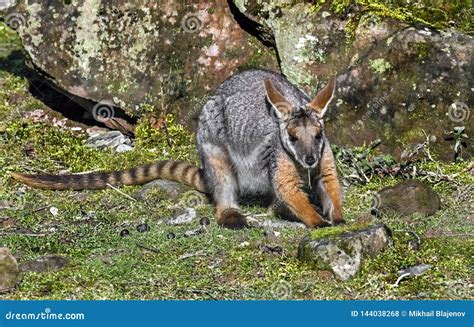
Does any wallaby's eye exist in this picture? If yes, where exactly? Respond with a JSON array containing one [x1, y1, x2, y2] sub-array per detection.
[[315, 133, 322, 141], [289, 134, 298, 143]]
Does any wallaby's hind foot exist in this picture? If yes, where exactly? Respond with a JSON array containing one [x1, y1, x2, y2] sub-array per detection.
[[217, 208, 248, 230]]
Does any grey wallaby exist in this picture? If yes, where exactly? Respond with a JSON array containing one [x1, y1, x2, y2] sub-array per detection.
[[12, 69, 344, 229]]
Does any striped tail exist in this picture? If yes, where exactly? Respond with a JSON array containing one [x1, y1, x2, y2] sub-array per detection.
[[11, 160, 207, 193]]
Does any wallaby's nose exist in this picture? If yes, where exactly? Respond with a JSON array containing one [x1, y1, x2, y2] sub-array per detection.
[[305, 155, 316, 166]]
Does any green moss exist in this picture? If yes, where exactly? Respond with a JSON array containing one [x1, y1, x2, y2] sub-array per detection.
[[369, 58, 392, 74], [310, 221, 373, 240]]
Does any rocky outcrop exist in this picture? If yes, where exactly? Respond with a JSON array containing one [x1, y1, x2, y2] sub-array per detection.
[[231, 1, 473, 161], [1, 1, 472, 160], [1, 0, 278, 128], [298, 224, 392, 280]]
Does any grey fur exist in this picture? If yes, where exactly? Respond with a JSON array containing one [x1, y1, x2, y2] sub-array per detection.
[[197, 69, 336, 219]]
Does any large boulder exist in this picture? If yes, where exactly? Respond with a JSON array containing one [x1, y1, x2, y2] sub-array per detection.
[[1, 1, 472, 160], [231, 1, 473, 161], [1, 0, 278, 129]]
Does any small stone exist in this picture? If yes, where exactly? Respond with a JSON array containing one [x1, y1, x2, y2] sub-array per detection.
[[399, 264, 432, 276], [0, 248, 20, 292], [167, 232, 176, 240], [260, 244, 283, 255], [239, 241, 250, 248], [199, 217, 210, 226], [19, 255, 68, 273], [49, 206, 59, 216], [115, 144, 133, 153], [86, 131, 132, 152], [184, 227, 206, 237], [168, 208, 197, 225], [120, 229, 130, 237], [408, 239, 420, 251], [136, 223, 150, 233], [375, 180, 441, 216]]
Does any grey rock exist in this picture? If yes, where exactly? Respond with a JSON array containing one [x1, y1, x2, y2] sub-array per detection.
[[298, 224, 392, 281], [375, 180, 441, 216], [86, 131, 132, 151], [0, 247, 20, 292], [183, 226, 207, 237], [0, 0, 16, 11], [19, 255, 69, 273], [399, 264, 433, 276], [115, 144, 133, 153], [393, 264, 433, 287], [167, 208, 197, 225]]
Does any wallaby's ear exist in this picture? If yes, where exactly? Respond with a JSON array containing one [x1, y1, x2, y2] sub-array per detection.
[[264, 79, 294, 120], [308, 76, 336, 117]]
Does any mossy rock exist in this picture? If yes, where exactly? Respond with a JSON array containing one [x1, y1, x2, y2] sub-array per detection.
[[298, 224, 393, 280], [0, 247, 20, 292], [0, 0, 278, 128], [231, 1, 473, 161]]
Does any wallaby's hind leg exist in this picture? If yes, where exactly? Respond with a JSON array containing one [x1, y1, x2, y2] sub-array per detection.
[[201, 143, 248, 229]]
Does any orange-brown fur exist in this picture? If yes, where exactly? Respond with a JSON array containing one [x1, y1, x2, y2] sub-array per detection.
[[317, 150, 343, 222], [274, 154, 330, 228]]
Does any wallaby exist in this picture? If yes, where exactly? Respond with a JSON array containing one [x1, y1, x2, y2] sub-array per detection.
[[12, 70, 344, 229]]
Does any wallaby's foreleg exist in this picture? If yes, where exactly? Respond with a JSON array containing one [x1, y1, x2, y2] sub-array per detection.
[[201, 144, 248, 229], [317, 148, 344, 224], [273, 155, 331, 228]]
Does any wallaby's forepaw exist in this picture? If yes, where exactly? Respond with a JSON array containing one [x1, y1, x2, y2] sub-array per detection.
[[332, 218, 346, 225], [218, 208, 248, 230], [315, 219, 333, 228]]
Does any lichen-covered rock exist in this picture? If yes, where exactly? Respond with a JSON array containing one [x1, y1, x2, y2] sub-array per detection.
[[1, 0, 278, 127], [374, 179, 441, 216], [298, 224, 392, 280], [231, 1, 473, 161], [0, 247, 20, 292]]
